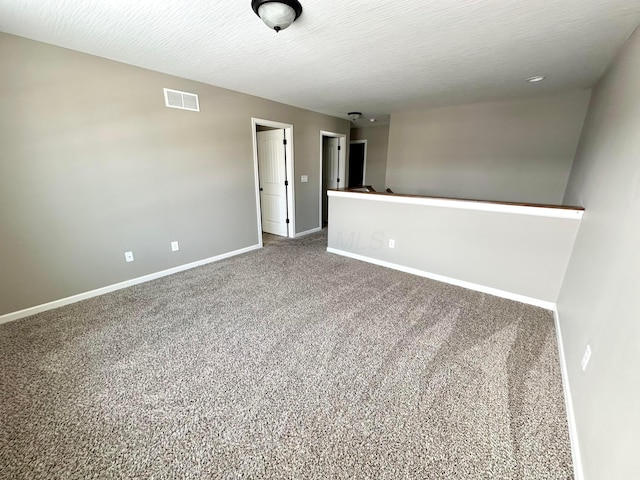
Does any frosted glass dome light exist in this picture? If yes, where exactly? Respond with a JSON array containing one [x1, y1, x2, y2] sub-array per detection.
[[252, 0, 303, 32]]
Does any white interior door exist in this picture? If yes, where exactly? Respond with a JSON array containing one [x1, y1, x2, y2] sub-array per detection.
[[257, 129, 288, 236], [325, 137, 343, 189]]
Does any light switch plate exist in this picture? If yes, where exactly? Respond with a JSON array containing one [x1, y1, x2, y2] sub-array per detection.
[[301, 175, 308, 183]]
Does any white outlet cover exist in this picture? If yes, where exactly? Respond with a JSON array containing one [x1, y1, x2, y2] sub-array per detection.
[[581, 344, 592, 371], [388, 239, 395, 248], [171, 241, 179, 252], [125, 251, 134, 262], [301, 175, 308, 183]]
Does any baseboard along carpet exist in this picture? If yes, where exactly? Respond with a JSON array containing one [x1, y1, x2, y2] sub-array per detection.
[[0, 231, 573, 479]]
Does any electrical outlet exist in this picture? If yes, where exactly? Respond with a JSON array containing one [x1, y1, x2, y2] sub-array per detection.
[[171, 241, 179, 252], [124, 251, 134, 262], [388, 239, 395, 249], [581, 344, 592, 371], [301, 175, 308, 183]]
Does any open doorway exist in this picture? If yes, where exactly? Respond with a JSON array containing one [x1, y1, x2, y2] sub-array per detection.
[[252, 118, 295, 244], [348, 140, 367, 188], [319, 131, 347, 227]]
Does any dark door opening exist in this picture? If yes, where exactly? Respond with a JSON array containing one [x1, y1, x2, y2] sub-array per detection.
[[348, 141, 366, 188]]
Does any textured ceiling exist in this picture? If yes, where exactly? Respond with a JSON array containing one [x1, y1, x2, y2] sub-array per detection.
[[1, 0, 640, 125]]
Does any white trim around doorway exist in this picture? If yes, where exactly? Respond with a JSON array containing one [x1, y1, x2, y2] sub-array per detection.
[[319, 131, 347, 229], [252, 118, 296, 242]]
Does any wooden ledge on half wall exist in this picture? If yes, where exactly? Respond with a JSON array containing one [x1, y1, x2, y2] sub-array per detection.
[[329, 187, 585, 212]]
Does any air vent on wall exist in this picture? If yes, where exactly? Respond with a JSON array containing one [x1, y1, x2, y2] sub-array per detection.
[[163, 88, 200, 112]]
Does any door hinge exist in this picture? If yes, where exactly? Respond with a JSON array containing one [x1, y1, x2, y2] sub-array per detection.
[[337, 178, 340, 183], [286, 218, 290, 224], [284, 180, 289, 186], [283, 139, 287, 145], [337, 145, 341, 151]]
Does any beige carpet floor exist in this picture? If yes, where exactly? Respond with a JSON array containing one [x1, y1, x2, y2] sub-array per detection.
[[0, 231, 573, 479]]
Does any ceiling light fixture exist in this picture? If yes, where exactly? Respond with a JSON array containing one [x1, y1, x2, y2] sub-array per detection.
[[348, 112, 362, 122], [252, 0, 303, 33], [370, 118, 377, 123], [526, 76, 546, 83]]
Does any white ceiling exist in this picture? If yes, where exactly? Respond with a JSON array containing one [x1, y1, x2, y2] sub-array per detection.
[[1, 0, 640, 126]]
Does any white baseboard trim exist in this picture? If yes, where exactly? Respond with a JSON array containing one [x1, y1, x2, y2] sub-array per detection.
[[326, 247, 555, 311], [296, 227, 322, 238], [553, 307, 584, 480], [0, 244, 262, 325]]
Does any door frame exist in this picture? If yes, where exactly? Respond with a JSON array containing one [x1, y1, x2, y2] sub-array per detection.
[[252, 118, 295, 243], [349, 139, 368, 187], [319, 131, 347, 229]]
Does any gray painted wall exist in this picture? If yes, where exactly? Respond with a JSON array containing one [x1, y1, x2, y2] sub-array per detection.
[[386, 91, 591, 204], [558, 27, 640, 479], [0, 33, 349, 316], [327, 194, 581, 303], [350, 126, 389, 192]]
